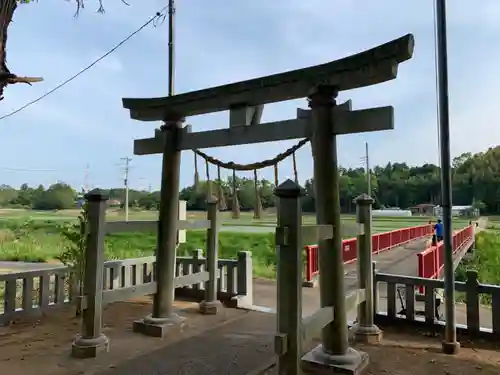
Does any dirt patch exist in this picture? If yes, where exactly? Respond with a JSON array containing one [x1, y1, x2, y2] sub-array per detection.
[[263, 327, 500, 374], [0, 297, 248, 375], [360, 328, 500, 375]]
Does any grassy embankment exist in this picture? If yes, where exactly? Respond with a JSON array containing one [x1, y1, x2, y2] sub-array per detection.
[[455, 219, 500, 304]]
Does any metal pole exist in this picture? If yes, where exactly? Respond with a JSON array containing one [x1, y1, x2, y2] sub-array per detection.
[[153, 0, 178, 319], [365, 142, 371, 196], [133, 0, 184, 337], [168, 0, 175, 97], [435, 0, 459, 354]]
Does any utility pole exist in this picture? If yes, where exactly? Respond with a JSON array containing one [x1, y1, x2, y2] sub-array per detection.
[[365, 142, 371, 196], [435, 0, 458, 355], [121, 157, 132, 221], [84, 164, 90, 193], [360, 142, 371, 196], [168, 0, 175, 97]]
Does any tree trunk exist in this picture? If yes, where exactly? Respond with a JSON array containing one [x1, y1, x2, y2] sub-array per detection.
[[0, 1, 43, 101], [0, 0, 17, 100]]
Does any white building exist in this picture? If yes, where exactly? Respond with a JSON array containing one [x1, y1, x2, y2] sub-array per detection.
[[433, 205, 479, 218], [372, 209, 412, 217]]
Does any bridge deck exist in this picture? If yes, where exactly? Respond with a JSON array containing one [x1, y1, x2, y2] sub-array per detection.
[[96, 237, 433, 375]]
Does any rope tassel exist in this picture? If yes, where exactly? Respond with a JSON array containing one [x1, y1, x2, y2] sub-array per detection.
[[274, 163, 279, 187], [217, 165, 227, 211], [253, 169, 263, 220], [231, 169, 240, 219], [193, 151, 200, 191], [274, 162, 280, 212], [205, 158, 213, 199], [292, 151, 298, 184]]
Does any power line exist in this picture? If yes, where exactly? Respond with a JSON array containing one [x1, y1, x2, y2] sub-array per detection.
[[1, 168, 56, 172], [0, 6, 168, 121], [0, 163, 118, 173]]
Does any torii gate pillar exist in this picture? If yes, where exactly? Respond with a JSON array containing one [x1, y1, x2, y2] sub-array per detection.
[[133, 114, 186, 337], [302, 85, 371, 373]]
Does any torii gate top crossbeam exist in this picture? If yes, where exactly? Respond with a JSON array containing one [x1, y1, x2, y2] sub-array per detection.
[[122, 34, 414, 122]]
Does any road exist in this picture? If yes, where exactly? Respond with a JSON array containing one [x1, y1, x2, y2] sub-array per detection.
[[252, 238, 429, 319], [251, 235, 492, 328], [220, 225, 274, 233], [0, 261, 64, 274]]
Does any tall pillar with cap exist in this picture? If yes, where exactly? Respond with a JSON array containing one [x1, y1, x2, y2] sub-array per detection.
[[351, 193, 382, 343], [274, 179, 305, 375], [71, 189, 109, 358], [199, 195, 223, 314]]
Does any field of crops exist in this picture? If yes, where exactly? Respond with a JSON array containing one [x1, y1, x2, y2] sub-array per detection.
[[0, 208, 471, 278]]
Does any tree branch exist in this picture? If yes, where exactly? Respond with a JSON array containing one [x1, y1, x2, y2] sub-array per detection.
[[0, 1, 129, 101], [6, 75, 43, 85]]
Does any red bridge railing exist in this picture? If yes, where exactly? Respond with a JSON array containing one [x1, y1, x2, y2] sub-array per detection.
[[304, 224, 433, 284], [416, 225, 474, 293]]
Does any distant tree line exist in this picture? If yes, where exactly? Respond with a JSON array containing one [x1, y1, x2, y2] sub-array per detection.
[[0, 147, 498, 213]]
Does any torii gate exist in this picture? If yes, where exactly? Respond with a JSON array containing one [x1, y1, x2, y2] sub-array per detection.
[[122, 33, 414, 373]]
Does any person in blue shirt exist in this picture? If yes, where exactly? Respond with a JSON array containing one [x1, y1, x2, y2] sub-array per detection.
[[434, 219, 443, 242]]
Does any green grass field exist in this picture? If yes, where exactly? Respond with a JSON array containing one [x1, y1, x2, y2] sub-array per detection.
[[0, 209, 472, 278]]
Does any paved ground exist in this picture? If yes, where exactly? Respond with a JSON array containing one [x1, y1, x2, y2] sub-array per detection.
[[95, 232, 490, 375], [3, 226, 487, 375], [96, 309, 275, 375]]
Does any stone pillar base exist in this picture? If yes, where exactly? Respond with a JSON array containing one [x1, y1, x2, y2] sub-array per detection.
[[350, 323, 383, 344], [199, 300, 224, 315], [301, 345, 369, 375], [133, 313, 185, 338], [442, 340, 460, 355], [71, 333, 109, 358]]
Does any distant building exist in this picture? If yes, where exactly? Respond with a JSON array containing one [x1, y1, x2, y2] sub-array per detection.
[[107, 199, 122, 207], [409, 203, 436, 216], [372, 209, 412, 217], [434, 205, 479, 218]]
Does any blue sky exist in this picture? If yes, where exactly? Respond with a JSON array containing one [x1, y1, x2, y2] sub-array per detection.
[[0, 0, 499, 191]]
